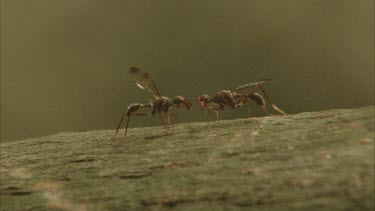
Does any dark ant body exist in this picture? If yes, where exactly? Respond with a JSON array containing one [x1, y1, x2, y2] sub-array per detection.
[[196, 79, 285, 123]]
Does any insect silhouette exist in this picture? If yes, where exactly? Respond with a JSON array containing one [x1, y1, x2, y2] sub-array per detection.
[[112, 67, 192, 141], [195, 79, 286, 124]]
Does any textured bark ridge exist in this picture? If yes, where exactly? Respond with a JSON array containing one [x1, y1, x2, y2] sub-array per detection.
[[1, 106, 374, 210]]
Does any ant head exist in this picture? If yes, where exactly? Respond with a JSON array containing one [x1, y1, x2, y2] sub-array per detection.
[[173, 96, 193, 110], [195, 95, 211, 110]]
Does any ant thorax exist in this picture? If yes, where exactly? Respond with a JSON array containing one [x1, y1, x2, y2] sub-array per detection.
[[152, 96, 173, 114]]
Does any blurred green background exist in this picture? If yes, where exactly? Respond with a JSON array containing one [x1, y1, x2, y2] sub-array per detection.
[[1, 0, 374, 142]]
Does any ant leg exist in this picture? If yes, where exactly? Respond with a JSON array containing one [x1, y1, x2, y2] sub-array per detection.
[[112, 111, 127, 141], [206, 102, 221, 126], [261, 106, 272, 116], [206, 109, 212, 126], [214, 110, 220, 123], [166, 111, 172, 132], [257, 85, 286, 115], [249, 92, 273, 116], [121, 117, 131, 141], [118, 113, 148, 143], [172, 112, 178, 132], [111, 111, 149, 144], [244, 87, 252, 119], [158, 113, 169, 133], [167, 108, 177, 133], [247, 101, 252, 118]]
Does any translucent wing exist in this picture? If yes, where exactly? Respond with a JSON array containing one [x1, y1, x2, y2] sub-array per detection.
[[233, 78, 272, 93], [130, 67, 161, 98]]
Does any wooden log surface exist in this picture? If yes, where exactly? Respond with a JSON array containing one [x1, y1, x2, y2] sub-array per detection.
[[1, 106, 374, 210]]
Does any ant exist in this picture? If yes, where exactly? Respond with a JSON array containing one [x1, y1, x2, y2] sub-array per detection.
[[112, 67, 192, 141], [196, 79, 286, 124]]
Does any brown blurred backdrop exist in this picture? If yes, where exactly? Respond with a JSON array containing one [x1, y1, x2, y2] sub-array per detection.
[[1, 0, 374, 142]]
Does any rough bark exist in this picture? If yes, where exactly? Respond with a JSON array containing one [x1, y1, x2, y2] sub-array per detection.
[[1, 106, 374, 211]]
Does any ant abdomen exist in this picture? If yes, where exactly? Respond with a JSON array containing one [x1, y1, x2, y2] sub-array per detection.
[[249, 92, 265, 107]]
